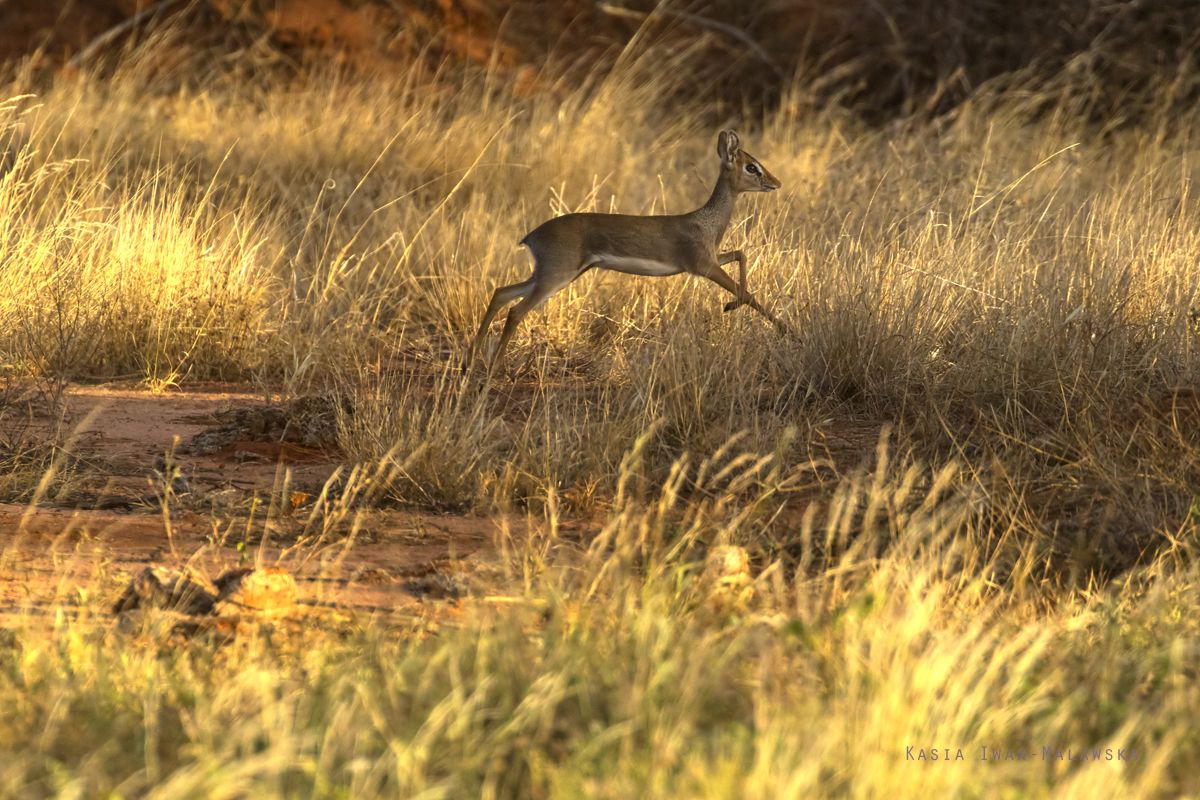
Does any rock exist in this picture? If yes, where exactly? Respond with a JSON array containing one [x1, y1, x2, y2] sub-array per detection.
[[287, 492, 310, 514], [350, 566, 393, 584], [93, 496, 134, 510], [189, 396, 346, 456], [152, 455, 191, 492], [706, 545, 751, 588], [464, 549, 503, 569], [111, 567, 217, 615], [214, 567, 298, 612], [404, 573, 465, 600], [703, 545, 755, 613]]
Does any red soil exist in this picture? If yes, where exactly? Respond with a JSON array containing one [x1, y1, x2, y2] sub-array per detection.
[[0, 383, 516, 621]]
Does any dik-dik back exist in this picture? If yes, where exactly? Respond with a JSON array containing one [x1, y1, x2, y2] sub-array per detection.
[[520, 212, 713, 279]]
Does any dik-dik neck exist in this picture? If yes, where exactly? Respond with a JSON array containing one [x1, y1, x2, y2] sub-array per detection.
[[694, 168, 737, 246]]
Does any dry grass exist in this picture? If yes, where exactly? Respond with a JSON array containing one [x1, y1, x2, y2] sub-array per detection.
[[3, 446, 1199, 797], [2, 43, 1200, 796]]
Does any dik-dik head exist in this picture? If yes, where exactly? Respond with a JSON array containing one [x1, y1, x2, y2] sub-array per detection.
[[717, 130, 781, 194]]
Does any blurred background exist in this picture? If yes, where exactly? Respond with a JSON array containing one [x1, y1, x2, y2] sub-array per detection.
[[3, 0, 1198, 124]]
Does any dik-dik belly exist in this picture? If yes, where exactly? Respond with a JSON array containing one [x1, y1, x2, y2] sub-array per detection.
[[589, 255, 686, 277]]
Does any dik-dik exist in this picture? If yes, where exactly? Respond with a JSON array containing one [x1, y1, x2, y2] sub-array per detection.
[[466, 130, 783, 375]]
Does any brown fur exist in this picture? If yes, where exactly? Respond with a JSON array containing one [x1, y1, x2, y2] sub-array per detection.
[[466, 130, 784, 377]]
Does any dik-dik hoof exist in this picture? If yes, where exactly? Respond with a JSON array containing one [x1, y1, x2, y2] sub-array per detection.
[[724, 300, 743, 313]]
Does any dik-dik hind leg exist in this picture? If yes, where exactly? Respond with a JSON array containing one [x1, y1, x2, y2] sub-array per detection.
[[717, 250, 748, 312], [488, 280, 566, 378], [465, 278, 534, 371]]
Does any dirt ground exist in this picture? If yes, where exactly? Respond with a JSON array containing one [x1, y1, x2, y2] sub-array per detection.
[[0, 383, 544, 623], [0, 381, 881, 626]]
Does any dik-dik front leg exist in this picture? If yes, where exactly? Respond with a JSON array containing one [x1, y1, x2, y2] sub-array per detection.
[[718, 250, 747, 312], [696, 260, 783, 327]]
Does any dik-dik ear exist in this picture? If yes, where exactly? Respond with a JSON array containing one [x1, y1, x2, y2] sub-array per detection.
[[717, 130, 740, 165]]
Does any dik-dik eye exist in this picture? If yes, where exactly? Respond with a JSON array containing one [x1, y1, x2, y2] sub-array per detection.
[[745, 163, 761, 176]]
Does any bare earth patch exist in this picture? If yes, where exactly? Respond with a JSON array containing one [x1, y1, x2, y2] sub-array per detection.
[[0, 382, 903, 625], [0, 383, 534, 622]]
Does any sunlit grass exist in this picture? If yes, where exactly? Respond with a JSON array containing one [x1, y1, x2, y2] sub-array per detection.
[[2, 439, 1198, 798], [1, 43, 1200, 797]]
